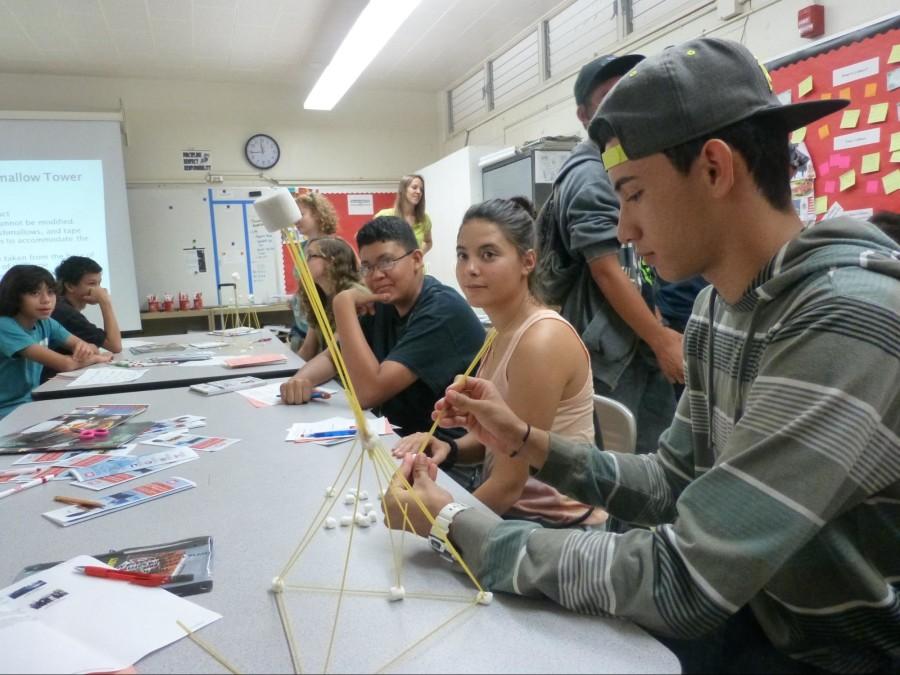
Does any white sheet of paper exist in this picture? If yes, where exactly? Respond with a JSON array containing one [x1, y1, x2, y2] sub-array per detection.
[[832, 56, 879, 86], [285, 416, 394, 441], [66, 368, 148, 387], [236, 381, 284, 406], [833, 127, 880, 151], [0, 555, 221, 674], [120, 339, 154, 349], [54, 368, 89, 379]]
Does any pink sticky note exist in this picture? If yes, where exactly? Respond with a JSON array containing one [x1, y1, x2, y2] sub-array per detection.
[[866, 180, 879, 194], [829, 155, 842, 167], [836, 154, 851, 169], [818, 162, 831, 176], [824, 180, 836, 194]]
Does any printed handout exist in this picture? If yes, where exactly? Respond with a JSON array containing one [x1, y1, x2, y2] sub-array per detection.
[[66, 368, 149, 387], [43, 476, 197, 527], [142, 431, 240, 453], [0, 554, 220, 673], [71, 448, 199, 491]]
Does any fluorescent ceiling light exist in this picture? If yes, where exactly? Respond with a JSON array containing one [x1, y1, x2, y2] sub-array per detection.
[[304, 0, 422, 111]]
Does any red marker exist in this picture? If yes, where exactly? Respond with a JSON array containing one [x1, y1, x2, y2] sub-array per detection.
[[75, 565, 194, 587]]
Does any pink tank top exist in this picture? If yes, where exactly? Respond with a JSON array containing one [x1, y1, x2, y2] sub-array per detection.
[[479, 309, 606, 527]]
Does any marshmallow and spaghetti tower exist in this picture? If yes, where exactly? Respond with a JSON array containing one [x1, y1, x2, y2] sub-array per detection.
[[254, 188, 496, 673]]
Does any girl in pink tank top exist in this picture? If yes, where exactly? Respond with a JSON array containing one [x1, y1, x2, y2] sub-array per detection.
[[394, 199, 605, 527]]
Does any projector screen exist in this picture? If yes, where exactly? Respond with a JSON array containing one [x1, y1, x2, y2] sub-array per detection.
[[0, 117, 141, 332]]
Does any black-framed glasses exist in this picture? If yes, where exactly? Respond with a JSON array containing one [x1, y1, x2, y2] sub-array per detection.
[[359, 250, 414, 276]]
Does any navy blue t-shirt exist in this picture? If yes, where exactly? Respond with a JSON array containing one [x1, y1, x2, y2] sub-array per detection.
[[359, 276, 485, 436]]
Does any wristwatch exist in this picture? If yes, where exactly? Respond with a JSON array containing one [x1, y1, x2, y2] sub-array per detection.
[[429, 502, 470, 563]]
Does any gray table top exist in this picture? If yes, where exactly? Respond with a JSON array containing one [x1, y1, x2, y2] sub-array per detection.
[[33, 332, 303, 401], [0, 384, 679, 674]]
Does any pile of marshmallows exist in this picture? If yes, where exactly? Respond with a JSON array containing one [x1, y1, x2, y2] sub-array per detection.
[[323, 486, 380, 530]]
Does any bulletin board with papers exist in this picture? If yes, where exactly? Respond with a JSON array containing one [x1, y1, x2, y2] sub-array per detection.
[[766, 16, 899, 223], [281, 189, 395, 296]]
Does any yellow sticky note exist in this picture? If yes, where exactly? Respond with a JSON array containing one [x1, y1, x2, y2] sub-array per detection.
[[861, 153, 881, 174], [840, 109, 860, 129], [839, 87, 851, 100], [815, 196, 828, 215], [892, 151, 900, 163], [798, 75, 813, 97], [820, 92, 832, 100], [890, 45, 900, 65], [884, 169, 900, 195], [839, 169, 856, 191], [892, 132, 900, 153], [868, 102, 889, 124], [864, 82, 878, 97], [790, 127, 807, 144], [818, 124, 830, 140]]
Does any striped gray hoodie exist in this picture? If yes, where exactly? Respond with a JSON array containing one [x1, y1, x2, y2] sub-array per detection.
[[452, 217, 900, 673]]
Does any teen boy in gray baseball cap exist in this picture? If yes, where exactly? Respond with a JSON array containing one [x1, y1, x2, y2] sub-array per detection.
[[588, 37, 846, 168], [378, 44, 900, 674]]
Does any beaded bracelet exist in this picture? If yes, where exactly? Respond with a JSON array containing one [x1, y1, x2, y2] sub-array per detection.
[[509, 423, 531, 458]]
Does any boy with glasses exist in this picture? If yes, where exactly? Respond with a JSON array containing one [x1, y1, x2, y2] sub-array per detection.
[[280, 216, 485, 451]]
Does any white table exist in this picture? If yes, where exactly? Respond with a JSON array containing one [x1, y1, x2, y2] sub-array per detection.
[[0, 384, 679, 674], [32, 332, 303, 401]]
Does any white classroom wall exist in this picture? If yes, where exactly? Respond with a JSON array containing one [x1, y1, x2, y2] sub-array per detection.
[[437, 0, 900, 155], [0, 73, 440, 185], [417, 145, 501, 291]]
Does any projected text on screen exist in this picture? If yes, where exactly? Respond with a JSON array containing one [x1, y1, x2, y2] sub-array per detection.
[[0, 160, 109, 283]]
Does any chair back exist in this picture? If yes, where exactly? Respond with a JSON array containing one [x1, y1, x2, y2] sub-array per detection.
[[592, 394, 636, 454]]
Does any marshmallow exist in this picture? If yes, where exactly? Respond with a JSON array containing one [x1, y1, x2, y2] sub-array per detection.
[[476, 591, 494, 606], [323, 517, 337, 530], [388, 586, 405, 601], [253, 188, 301, 233]]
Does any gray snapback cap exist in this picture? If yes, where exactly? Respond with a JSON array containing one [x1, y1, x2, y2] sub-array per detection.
[[588, 37, 848, 169]]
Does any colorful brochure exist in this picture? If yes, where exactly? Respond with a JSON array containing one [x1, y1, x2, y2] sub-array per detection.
[[42, 477, 196, 527], [71, 448, 199, 491], [141, 431, 240, 453]]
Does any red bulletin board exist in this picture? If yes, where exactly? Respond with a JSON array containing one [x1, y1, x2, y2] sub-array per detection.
[[282, 190, 395, 294], [767, 23, 900, 220]]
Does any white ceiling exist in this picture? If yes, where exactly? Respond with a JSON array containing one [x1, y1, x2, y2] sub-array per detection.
[[0, 0, 566, 93]]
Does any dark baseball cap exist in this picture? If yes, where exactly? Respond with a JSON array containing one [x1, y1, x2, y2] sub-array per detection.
[[573, 53, 645, 106], [588, 37, 848, 170]]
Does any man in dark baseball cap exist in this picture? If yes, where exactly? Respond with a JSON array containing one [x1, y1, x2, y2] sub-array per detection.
[[573, 52, 644, 109], [382, 37, 900, 675], [535, 50, 686, 456]]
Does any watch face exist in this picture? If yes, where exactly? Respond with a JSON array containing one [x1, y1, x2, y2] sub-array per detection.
[[245, 134, 280, 169]]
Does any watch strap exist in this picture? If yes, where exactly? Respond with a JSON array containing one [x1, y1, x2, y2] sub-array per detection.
[[429, 502, 470, 562]]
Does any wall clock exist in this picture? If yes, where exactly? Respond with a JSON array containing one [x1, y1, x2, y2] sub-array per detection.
[[244, 133, 280, 170]]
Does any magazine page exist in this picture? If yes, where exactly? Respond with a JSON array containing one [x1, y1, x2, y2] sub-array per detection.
[[0, 404, 148, 450]]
